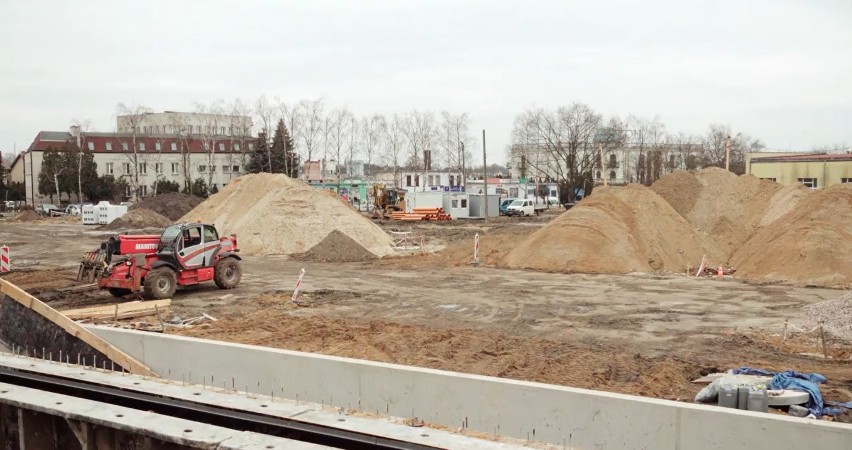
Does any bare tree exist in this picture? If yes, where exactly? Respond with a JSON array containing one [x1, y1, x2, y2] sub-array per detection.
[[324, 107, 355, 189], [194, 100, 226, 192], [115, 103, 153, 201], [254, 95, 275, 168], [167, 113, 196, 192], [700, 124, 764, 174], [297, 98, 325, 162], [359, 114, 386, 178], [439, 112, 473, 186], [227, 98, 253, 180], [383, 114, 407, 187], [401, 110, 436, 190], [511, 103, 614, 201]]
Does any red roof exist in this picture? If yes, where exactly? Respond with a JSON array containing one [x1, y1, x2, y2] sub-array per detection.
[[25, 131, 254, 154]]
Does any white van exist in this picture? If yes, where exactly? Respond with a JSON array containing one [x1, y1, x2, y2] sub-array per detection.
[[505, 199, 542, 216]]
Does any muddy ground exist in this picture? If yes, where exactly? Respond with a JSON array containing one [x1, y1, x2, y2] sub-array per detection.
[[1, 218, 850, 422]]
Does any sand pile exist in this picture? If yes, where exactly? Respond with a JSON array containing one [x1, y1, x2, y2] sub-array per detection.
[[100, 208, 172, 230], [292, 230, 377, 263], [180, 173, 394, 257], [503, 184, 725, 274], [731, 184, 852, 287], [11, 210, 41, 222], [130, 193, 203, 221], [651, 167, 781, 254]]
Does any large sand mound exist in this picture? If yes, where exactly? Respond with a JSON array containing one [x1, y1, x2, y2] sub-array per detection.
[[180, 173, 394, 257], [731, 184, 852, 287], [503, 184, 725, 274], [651, 167, 781, 254]]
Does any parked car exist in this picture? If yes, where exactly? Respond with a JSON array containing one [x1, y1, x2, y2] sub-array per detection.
[[64, 204, 81, 216], [499, 198, 519, 216], [36, 203, 60, 216]]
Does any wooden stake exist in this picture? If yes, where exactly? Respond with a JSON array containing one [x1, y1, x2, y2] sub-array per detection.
[[780, 319, 788, 351], [820, 325, 828, 358]]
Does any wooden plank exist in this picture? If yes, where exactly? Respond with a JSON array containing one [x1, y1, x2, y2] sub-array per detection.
[[0, 279, 158, 377], [60, 299, 171, 320]]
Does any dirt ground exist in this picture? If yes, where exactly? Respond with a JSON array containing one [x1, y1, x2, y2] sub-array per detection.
[[1, 219, 850, 422]]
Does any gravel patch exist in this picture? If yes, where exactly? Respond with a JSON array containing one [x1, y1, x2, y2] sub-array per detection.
[[801, 292, 852, 341]]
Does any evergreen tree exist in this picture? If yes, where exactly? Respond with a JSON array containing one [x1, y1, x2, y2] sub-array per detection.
[[269, 119, 288, 173], [246, 131, 270, 173], [153, 178, 181, 195], [183, 177, 209, 198], [59, 142, 98, 202], [38, 146, 63, 202], [281, 121, 300, 178]]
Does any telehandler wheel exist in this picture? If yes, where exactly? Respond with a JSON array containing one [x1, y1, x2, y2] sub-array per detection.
[[214, 257, 242, 289], [144, 267, 177, 299], [108, 288, 132, 298]]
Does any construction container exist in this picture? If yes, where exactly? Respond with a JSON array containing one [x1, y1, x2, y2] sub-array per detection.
[[81, 205, 98, 225], [747, 387, 769, 413], [737, 386, 750, 409], [97, 203, 128, 225]]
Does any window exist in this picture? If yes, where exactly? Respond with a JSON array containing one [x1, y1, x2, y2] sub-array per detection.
[[139, 163, 147, 174], [218, 142, 225, 151], [841, 178, 852, 184], [210, 165, 216, 172], [125, 185, 131, 197], [106, 142, 113, 151], [234, 143, 241, 151], [248, 143, 254, 151], [608, 154, 617, 168], [155, 163, 163, 174], [122, 163, 131, 174], [138, 142, 146, 151], [106, 163, 114, 175], [609, 170, 616, 180], [170, 142, 177, 151], [449, 175, 454, 186], [122, 142, 129, 151], [139, 185, 148, 197], [415, 175, 420, 187], [595, 171, 601, 179], [195, 126, 201, 133], [171, 163, 179, 174], [798, 178, 818, 190], [461, 198, 467, 208], [452, 199, 458, 208], [203, 225, 218, 242], [198, 165, 207, 173], [232, 165, 240, 173], [220, 127, 226, 135], [155, 142, 162, 151], [406, 175, 412, 187], [223, 165, 230, 173], [87, 141, 94, 151]]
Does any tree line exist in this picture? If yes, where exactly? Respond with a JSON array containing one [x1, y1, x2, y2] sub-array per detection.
[[511, 102, 765, 201]]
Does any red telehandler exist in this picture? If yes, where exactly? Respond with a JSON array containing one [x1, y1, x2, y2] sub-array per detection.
[[78, 223, 242, 299]]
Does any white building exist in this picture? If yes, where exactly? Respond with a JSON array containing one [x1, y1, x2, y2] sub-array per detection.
[[117, 111, 252, 137], [372, 170, 464, 191], [10, 126, 255, 206]]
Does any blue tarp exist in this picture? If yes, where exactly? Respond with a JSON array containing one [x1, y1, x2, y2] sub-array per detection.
[[731, 367, 848, 417]]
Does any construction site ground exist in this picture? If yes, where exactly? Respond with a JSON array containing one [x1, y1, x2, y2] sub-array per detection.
[[2, 219, 850, 422]]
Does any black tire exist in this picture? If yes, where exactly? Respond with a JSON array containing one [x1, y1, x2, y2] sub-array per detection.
[[108, 288, 131, 298], [214, 258, 242, 289], [143, 267, 177, 299]]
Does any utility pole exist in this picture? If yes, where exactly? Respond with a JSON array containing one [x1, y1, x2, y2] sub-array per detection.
[[460, 141, 466, 189], [482, 130, 488, 221], [725, 135, 731, 172], [78, 152, 83, 212]]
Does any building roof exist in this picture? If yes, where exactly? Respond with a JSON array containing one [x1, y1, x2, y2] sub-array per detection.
[[24, 130, 255, 155], [751, 153, 852, 163]]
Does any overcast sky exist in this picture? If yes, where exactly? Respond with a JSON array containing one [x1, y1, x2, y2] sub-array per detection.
[[2, 0, 851, 164]]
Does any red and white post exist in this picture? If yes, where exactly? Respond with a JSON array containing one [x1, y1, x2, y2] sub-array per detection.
[[291, 268, 306, 302], [472, 233, 480, 265], [0, 246, 9, 272]]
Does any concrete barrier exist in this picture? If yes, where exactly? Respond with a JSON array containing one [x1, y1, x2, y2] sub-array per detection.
[[89, 326, 852, 449]]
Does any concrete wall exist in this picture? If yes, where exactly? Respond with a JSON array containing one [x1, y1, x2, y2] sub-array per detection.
[[90, 327, 852, 450], [749, 159, 852, 189]]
